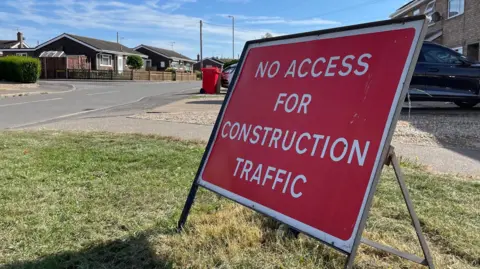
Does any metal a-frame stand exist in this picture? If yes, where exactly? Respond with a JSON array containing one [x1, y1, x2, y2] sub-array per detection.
[[344, 146, 435, 269]]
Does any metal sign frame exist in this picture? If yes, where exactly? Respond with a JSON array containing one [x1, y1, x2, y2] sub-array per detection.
[[178, 16, 433, 268]]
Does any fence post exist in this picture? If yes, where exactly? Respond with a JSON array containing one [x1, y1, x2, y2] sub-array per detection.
[[131, 70, 134, 80]]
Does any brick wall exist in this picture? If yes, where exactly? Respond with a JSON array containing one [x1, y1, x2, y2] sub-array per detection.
[[396, 0, 480, 57], [463, 0, 480, 46]]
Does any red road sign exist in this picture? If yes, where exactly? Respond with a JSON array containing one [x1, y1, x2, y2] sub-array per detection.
[[197, 19, 425, 253]]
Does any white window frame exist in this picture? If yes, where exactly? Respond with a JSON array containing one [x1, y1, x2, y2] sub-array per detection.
[[99, 54, 112, 66], [413, 9, 420, 16], [448, 0, 465, 19], [451, 46, 463, 54], [160, 61, 165, 68], [424, 0, 436, 25], [16, 53, 27, 57]]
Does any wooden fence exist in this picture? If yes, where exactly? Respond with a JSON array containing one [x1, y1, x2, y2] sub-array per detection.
[[62, 69, 197, 81]]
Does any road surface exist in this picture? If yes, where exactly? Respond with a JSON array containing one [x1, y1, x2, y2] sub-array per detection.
[[0, 81, 200, 129]]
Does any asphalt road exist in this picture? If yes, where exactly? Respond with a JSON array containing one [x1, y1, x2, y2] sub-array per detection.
[[0, 81, 201, 129]]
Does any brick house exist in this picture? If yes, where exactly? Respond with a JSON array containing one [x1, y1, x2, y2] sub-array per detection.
[[2, 33, 147, 71], [390, 0, 480, 61]]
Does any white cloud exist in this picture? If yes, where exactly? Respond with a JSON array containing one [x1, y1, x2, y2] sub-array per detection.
[[159, 0, 197, 11], [1, 0, 292, 58]]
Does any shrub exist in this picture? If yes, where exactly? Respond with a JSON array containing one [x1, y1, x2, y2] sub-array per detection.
[[126, 55, 143, 70], [223, 59, 239, 69], [0, 56, 41, 83], [165, 67, 176, 81], [195, 70, 202, 80]]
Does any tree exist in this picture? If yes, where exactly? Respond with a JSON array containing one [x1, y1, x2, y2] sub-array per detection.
[[261, 32, 273, 39], [127, 55, 143, 70], [223, 59, 239, 68]]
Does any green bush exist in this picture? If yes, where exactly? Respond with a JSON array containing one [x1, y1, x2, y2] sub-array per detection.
[[126, 55, 143, 70], [0, 56, 41, 83], [195, 70, 202, 80], [165, 67, 177, 80], [223, 59, 239, 69]]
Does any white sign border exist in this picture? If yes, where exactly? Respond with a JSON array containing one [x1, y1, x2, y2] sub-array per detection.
[[197, 19, 426, 254]]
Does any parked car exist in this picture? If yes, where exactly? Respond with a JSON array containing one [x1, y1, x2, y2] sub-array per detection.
[[410, 42, 480, 108], [221, 63, 237, 88]]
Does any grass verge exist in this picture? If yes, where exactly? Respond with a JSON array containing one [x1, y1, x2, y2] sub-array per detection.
[[0, 131, 478, 268]]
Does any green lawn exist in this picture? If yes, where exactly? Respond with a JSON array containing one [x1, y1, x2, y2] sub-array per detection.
[[0, 131, 478, 269]]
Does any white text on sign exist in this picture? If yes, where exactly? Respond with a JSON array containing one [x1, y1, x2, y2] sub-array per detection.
[[224, 54, 373, 198], [255, 53, 372, 79]]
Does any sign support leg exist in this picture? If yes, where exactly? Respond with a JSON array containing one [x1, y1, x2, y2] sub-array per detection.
[[389, 149, 435, 268], [177, 181, 199, 231], [345, 147, 435, 268]]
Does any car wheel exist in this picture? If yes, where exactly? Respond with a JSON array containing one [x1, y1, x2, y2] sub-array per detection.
[[454, 101, 479, 108]]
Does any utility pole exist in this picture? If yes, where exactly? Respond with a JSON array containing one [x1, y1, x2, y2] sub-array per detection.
[[200, 20, 203, 69], [228, 15, 235, 59], [170, 42, 175, 51]]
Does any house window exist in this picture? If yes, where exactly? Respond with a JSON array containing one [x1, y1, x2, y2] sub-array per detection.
[[413, 9, 420, 16], [448, 0, 464, 19], [100, 54, 112, 66], [452, 46, 463, 55], [160, 61, 165, 68], [143, 59, 152, 68], [424, 1, 436, 24], [16, 53, 27, 57]]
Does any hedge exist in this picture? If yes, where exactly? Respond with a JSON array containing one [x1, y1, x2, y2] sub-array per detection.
[[223, 59, 239, 69], [0, 56, 41, 83]]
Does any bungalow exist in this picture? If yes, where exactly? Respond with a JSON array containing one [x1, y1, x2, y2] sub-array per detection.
[[193, 57, 224, 71], [2, 33, 147, 72], [134, 45, 195, 72], [0, 32, 30, 56]]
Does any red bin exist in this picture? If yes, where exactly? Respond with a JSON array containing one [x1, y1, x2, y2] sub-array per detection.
[[201, 67, 221, 94]]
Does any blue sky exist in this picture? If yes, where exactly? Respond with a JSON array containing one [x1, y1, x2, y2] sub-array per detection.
[[0, 0, 410, 59]]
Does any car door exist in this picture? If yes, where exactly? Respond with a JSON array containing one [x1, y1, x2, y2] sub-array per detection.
[[409, 50, 428, 98], [421, 43, 480, 98]]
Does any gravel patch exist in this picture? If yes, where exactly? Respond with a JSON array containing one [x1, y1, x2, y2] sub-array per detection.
[[132, 96, 480, 149], [134, 111, 220, 125], [394, 113, 480, 149]]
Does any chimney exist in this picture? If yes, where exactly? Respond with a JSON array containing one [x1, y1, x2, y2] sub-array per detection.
[[17, 32, 23, 48], [197, 54, 200, 61]]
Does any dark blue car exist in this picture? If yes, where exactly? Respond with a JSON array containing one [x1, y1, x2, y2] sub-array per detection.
[[409, 42, 480, 108]]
